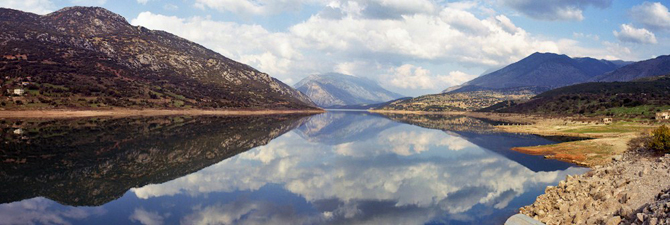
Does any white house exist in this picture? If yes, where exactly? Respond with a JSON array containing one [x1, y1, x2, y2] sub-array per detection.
[[13, 88, 25, 95], [657, 111, 670, 120]]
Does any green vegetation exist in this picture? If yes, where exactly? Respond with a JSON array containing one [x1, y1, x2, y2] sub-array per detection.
[[378, 90, 534, 112], [595, 105, 670, 117], [488, 75, 670, 117], [649, 125, 670, 154]]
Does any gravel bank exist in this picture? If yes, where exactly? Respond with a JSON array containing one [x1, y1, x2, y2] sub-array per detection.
[[520, 152, 670, 225]]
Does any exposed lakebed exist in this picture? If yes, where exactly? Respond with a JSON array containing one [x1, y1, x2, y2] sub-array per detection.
[[0, 111, 588, 224]]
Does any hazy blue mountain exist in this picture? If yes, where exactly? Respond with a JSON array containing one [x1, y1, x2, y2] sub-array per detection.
[[294, 73, 404, 107], [592, 55, 670, 82], [445, 52, 629, 93], [294, 111, 398, 145]]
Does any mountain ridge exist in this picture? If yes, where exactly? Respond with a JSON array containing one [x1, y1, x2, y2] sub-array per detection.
[[591, 55, 670, 82], [294, 73, 404, 108], [0, 6, 317, 110], [444, 52, 629, 93]]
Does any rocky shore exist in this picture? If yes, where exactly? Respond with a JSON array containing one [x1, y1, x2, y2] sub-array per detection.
[[520, 150, 670, 225]]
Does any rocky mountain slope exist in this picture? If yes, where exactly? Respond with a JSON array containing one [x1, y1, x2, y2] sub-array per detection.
[[592, 55, 670, 82], [445, 52, 628, 93], [0, 7, 316, 109], [294, 73, 404, 107]]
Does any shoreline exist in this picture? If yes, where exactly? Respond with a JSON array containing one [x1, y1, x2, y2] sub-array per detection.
[[371, 110, 670, 224], [0, 108, 325, 118], [368, 109, 467, 115]]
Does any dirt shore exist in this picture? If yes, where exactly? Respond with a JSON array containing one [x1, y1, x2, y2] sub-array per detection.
[[466, 112, 659, 167], [0, 109, 324, 118]]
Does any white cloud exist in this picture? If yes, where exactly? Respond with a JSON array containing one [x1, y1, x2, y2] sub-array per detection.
[[129, 208, 164, 225], [163, 4, 178, 10], [131, 1, 622, 95], [500, 0, 612, 21], [0, 0, 56, 14], [137, 0, 151, 5], [384, 64, 477, 89], [630, 1, 670, 31], [0, 197, 106, 224], [130, 126, 589, 219], [193, 0, 314, 16], [613, 24, 658, 44]]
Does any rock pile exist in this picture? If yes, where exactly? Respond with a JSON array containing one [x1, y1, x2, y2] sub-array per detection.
[[520, 154, 670, 225], [633, 188, 670, 225]]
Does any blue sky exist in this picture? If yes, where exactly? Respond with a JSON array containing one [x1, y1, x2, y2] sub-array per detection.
[[2, 0, 669, 96]]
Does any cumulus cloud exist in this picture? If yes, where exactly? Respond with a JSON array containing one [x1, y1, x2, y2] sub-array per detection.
[[0, 197, 106, 224], [129, 208, 165, 225], [613, 24, 658, 44], [630, 1, 670, 31], [500, 0, 612, 21], [384, 64, 477, 90], [131, 1, 617, 94], [0, 0, 56, 14], [131, 124, 588, 220]]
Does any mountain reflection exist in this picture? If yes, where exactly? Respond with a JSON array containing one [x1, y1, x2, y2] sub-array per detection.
[[295, 111, 398, 145], [0, 112, 587, 225], [0, 115, 307, 206], [380, 113, 576, 172]]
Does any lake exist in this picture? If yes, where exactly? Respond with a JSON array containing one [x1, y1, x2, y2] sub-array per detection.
[[0, 111, 588, 225]]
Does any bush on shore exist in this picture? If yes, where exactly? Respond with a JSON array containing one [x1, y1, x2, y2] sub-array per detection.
[[649, 125, 670, 154]]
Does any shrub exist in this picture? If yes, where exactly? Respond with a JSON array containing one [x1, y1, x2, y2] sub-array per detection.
[[649, 125, 670, 154]]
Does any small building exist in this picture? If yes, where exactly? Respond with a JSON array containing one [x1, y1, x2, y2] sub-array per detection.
[[657, 111, 670, 120], [13, 129, 24, 135], [12, 88, 25, 95], [602, 118, 613, 124], [21, 82, 30, 86]]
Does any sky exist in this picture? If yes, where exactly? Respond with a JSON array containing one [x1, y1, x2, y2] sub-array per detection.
[[2, 0, 669, 96]]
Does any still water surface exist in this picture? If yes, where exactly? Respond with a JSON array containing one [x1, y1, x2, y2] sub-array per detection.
[[0, 111, 587, 224]]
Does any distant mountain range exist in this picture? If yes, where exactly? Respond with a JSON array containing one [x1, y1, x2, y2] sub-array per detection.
[[445, 52, 630, 93], [294, 73, 404, 108], [482, 74, 670, 116], [0, 7, 316, 110], [592, 55, 670, 82], [381, 52, 670, 113]]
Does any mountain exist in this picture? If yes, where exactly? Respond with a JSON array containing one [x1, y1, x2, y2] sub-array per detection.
[[0, 7, 316, 110], [294, 73, 404, 107], [591, 55, 670, 82], [445, 52, 629, 93], [483, 74, 670, 116], [294, 111, 398, 145], [0, 115, 308, 206]]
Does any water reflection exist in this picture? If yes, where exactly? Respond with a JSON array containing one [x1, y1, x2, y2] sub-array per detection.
[[0, 112, 587, 225], [0, 115, 306, 206]]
